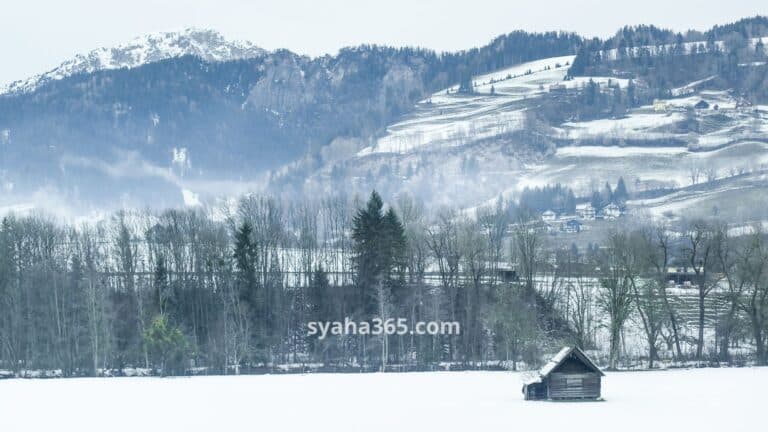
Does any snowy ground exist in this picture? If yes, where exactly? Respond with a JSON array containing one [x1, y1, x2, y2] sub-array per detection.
[[1, 368, 765, 431]]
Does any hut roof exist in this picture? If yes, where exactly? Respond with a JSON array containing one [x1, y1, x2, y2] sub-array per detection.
[[538, 346, 604, 378]]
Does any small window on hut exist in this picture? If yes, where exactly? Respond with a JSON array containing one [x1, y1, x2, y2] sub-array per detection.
[[566, 377, 582, 388]]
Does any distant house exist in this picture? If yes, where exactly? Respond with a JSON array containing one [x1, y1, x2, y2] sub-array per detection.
[[523, 346, 604, 401], [561, 219, 582, 233], [542, 210, 557, 222], [576, 203, 596, 220], [735, 99, 753, 110], [694, 100, 710, 110], [548, 83, 567, 93], [667, 266, 704, 285], [496, 269, 519, 283], [602, 203, 621, 219], [492, 262, 520, 283], [653, 99, 668, 112]]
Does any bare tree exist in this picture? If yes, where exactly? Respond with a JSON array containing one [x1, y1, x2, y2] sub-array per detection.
[[640, 223, 683, 359], [426, 209, 461, 360], [712, 223, 745, 363], [739, 227, 768, 365], [681, 219, 716, 360], [597, 231, 637, 370], [510, 214, 543, 298]]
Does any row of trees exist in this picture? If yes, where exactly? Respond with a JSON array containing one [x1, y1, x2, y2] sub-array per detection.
[[0, 192, 767, 376], [569, 18, 768, 102], [593, 221, 768, 369]]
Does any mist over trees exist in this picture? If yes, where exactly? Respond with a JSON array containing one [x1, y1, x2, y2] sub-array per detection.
[[1, 191, 767, 377]]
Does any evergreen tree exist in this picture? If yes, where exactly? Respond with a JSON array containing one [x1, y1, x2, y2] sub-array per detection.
[[381, 207, 408, 308], [233, 221, 260, 359], [565, 190, 577, 214], [143, 314, 188, 376], [584, 79, 598, 105], [308, 266, 332, 359], [627, 80, 636, 107], [614, 177, 629, 205], [757, 39, 766, 59], [591, 190, 603, 210], [351, 191, 408, 318], [458, 69, 474, 94], [153, 255, 170, 316], [352, 191, 386, 317], [604, 182, 614, 204], [233, 221, 259, 308], [309, 266, 331, 322]]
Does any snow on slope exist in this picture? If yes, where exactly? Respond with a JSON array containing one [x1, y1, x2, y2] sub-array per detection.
[[528, 141, 768, 192], [359, 55, 633, 156], [443, 55, 577, 94], [334, 53, 768, 218], [1, 369, 766, 432], [0, 28, 266, 95], [671, 75, 717, 97], [559, 112, 685, 140], [629, 169, 768, 219], [559, 88, 768, 146]]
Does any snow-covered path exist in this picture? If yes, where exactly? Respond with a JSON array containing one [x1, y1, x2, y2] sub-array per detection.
[[0, 368, 764, 431]]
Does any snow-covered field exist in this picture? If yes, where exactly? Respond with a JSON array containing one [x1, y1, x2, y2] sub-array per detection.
[[1, 368, 765, 431]]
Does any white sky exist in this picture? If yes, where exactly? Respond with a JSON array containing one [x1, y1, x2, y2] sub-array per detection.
[[2, 0, 766, 85]]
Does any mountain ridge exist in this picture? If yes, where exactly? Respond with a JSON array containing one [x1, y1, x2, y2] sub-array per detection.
[[0, 28, 267, 95]]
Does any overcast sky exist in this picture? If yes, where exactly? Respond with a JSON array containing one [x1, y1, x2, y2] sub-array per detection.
[[2, 0, 766, 85]]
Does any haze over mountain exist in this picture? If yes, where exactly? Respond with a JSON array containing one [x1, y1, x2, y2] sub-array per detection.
[[1, 18, 768, 223]]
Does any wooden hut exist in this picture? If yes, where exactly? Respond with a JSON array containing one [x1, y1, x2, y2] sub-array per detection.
[[522, 346, 604, 401]]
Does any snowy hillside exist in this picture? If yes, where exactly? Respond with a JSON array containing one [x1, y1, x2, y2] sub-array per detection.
[[318, 51, 768, 220], [0, 28, 267, 95], [358, 53, 764, 158], [358, 55, 623, 156]]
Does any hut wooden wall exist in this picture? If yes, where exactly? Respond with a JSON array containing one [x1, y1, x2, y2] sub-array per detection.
[[547, 372, 601, 399]]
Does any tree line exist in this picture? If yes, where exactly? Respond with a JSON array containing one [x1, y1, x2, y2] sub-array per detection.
[[568, 17, 768, 102], [0, 191, 767, 376]]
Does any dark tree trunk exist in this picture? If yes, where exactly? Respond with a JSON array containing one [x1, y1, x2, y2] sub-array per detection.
[[753, 316, 766, 366], [697, 288, 705, 360]]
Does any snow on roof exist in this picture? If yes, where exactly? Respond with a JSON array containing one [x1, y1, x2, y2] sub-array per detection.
[[537, 346, 604, 379], [538, 347, 571, 377], [523, 374, 542, 385]]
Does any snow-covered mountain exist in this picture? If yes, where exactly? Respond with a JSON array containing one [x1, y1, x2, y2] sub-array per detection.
[[0, 28, 267, 95], [1, 17, 768, 223]]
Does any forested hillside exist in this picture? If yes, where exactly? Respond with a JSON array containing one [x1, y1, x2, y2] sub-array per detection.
[[0, 31, 582, 173], [569, 17, 768, 101]]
